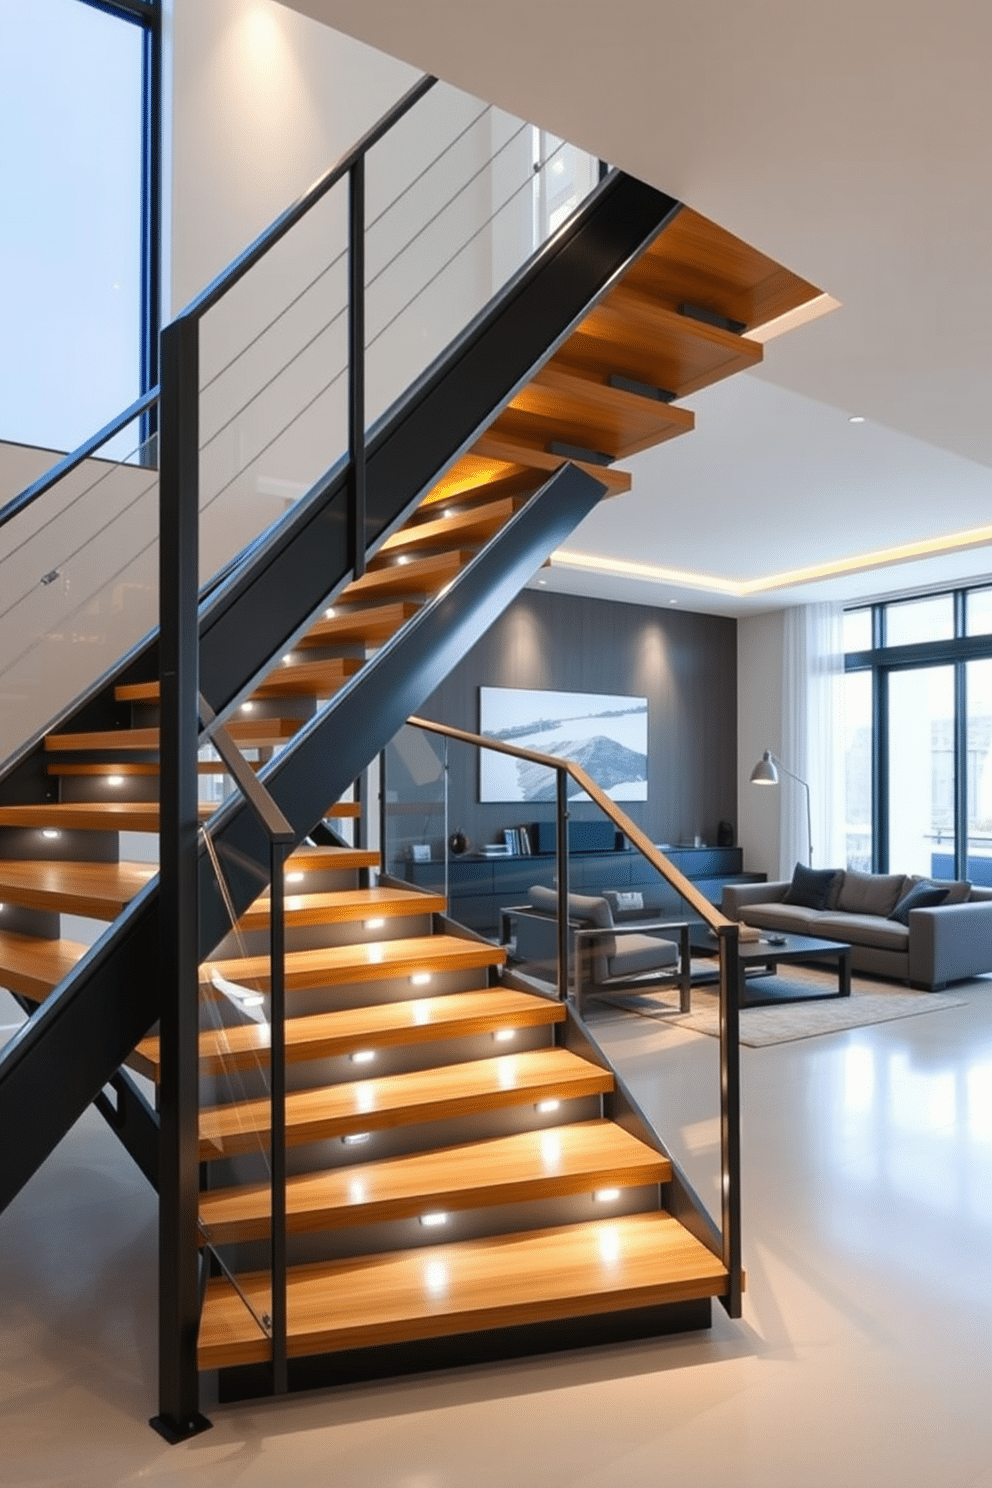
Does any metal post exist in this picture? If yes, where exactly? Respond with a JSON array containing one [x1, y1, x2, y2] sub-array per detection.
[[269, 838, 289, 1394], [348, 158, 366, 581], [717, 922, 743, 1318], [151, 315, 212, 1443], [555, 768, 570, 1002], [378, 748, 387, 881]]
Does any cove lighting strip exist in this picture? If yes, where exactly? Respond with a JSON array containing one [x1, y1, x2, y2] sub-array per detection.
[[551, 518, 992, 598]]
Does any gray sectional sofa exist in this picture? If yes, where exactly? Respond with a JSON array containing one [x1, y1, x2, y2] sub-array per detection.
[[722, 865, 992, 991]]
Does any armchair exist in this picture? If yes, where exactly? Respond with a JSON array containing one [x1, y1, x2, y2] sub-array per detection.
[[507, 885, 691, 1018]]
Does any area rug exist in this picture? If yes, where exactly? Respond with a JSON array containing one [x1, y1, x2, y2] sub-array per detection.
[[592, 969, 970, 1047]]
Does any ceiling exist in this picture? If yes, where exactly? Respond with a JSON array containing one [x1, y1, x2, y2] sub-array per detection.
[[278, 0, 992, 616]]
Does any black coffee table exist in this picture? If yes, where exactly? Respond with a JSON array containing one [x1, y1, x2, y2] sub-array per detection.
[[689, 928, 851, 1008]]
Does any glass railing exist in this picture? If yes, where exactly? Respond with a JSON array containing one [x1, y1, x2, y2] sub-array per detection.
[[0, 75, 599, 777], [381, 715, 743, 1310]]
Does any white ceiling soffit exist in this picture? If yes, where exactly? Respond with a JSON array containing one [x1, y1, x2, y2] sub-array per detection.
[[276, 0, 992, 613]]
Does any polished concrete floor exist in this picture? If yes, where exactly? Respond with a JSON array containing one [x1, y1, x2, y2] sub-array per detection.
[[2, 981, 992, 1488]]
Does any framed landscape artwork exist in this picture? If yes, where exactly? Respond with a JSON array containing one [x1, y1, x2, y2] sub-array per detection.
[[479, 686, 648, 803]]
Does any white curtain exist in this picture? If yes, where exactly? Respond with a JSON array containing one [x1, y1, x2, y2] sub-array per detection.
[[779, 603, 846, 875]]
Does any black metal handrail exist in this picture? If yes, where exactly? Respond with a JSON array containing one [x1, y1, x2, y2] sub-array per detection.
[[0, 386, 160, 533], [396, 714, 744, 1319]]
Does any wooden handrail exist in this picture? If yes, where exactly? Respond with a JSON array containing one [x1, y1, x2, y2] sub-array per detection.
[[407, 715, 733, 931]]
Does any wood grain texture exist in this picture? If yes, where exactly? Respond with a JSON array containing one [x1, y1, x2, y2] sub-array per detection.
[[342, 550, 471, 600], [627, 206, 821, 332], [136, 985, 561, 1080], [296, 602, 419, 649], [562, 285, 763, 399], [203, 932, 505, 995], [0, 930, 88, 1001], [197, 1046, 612, 1159], [469, 433, 632, 494], [236, 885, 445, 931], [250, 656, 361, 700], [44, 718, 301, 752], [197, 1210, 727, 1367], [0, 801, 215, 832], [0, 860, 155, 918], [376, 497, 522, 560], [492, 365, 694, 462], [197, 1119, 668, 1242]]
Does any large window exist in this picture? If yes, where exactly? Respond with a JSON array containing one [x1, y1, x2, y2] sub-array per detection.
[[845, 585, 992, 883], [0, 0, 158, 455]]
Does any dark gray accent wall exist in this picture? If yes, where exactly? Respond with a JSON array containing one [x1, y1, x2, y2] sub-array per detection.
[[415, 588, 737, 854]]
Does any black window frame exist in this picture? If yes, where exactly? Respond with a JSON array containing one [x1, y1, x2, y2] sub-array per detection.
[[845, 583, 992, 878]]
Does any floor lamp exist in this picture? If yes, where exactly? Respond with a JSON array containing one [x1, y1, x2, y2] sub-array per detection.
[[750, 749, 813, 866]]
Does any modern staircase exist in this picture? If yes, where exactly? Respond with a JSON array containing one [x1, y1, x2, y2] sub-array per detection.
[[0, 77, 820, 1425]]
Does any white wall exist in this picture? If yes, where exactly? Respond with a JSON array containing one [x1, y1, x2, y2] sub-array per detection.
[[737, 608, 785, 880]]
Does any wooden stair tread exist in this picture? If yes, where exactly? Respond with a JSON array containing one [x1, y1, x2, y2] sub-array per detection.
[[285, 845, 379, 873], [562, 285, 763, 399], [0, 930, 88, 1001], [376, 497, 521, 560], [491, 365, 694, 463], [197, 1210, 728, 1367], [0, 860, 155, 918], [198, 1046, 612, 1158], [250, 657, 362, 700], [0, 801, 216, 832], [134, 985, 561, 1081], [237, 885, 445, 930], [296, 602, 419, 649], [341, 550, 472, 601], [198, 1119, 669, 1243], [44, 718, 301, 753], [627, 205, 822, 333], [470, 433, 632, 494], [203, 933, 505, 993], [419, 459, 539, 509]]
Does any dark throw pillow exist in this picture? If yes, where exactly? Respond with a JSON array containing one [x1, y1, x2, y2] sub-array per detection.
[[782, 862, 842, 912], [888, 881, 950, 925]]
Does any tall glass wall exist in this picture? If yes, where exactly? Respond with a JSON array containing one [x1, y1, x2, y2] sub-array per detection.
[[0, 0, 151, 456], [845, 584, 992, 882]]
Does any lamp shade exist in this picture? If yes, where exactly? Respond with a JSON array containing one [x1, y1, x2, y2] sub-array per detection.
[[750, 750, 779, 785]]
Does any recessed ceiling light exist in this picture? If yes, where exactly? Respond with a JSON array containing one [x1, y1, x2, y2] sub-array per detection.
[[242, 702, 254, 712], [325, 607, 336, 618], [107, 774, 124, 786], [849, 415, 865, 424], [41, 829, 60, 840]]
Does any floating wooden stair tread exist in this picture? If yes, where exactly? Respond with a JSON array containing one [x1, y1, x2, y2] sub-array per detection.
[[342, 550, 473, 601], [296, 601, 419, 649], [561, 285, 763, 400], [470, 432, 632, 495], [198, 1210, 728, 1368], [198, 1119, 669, 1244], [419, 460, 539, 510], [625, 205, 822, 333], [0, 930, 88, 1002], [237, 885, 445, 931], [44, 718, 301, 753], [376, 497, 521, 560], [134, 985, 561, 1081], [0, 801, 216, 832], [0, 860, 155, 918], [198, 1047, 612, 1159], [285, 845, 379, 874], [250, 656, 362, 700], [204, 933, 505, 994], [491, 364, 694, 462]]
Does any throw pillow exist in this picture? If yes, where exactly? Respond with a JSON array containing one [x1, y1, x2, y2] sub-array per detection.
[[603, 889, 644, 918], [836, 869, 907, 917], [888, 881, 950, 925], [782, 862, 842, 912]]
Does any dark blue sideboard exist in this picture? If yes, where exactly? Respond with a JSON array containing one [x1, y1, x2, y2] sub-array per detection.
[[403, 845, 765, 936]]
